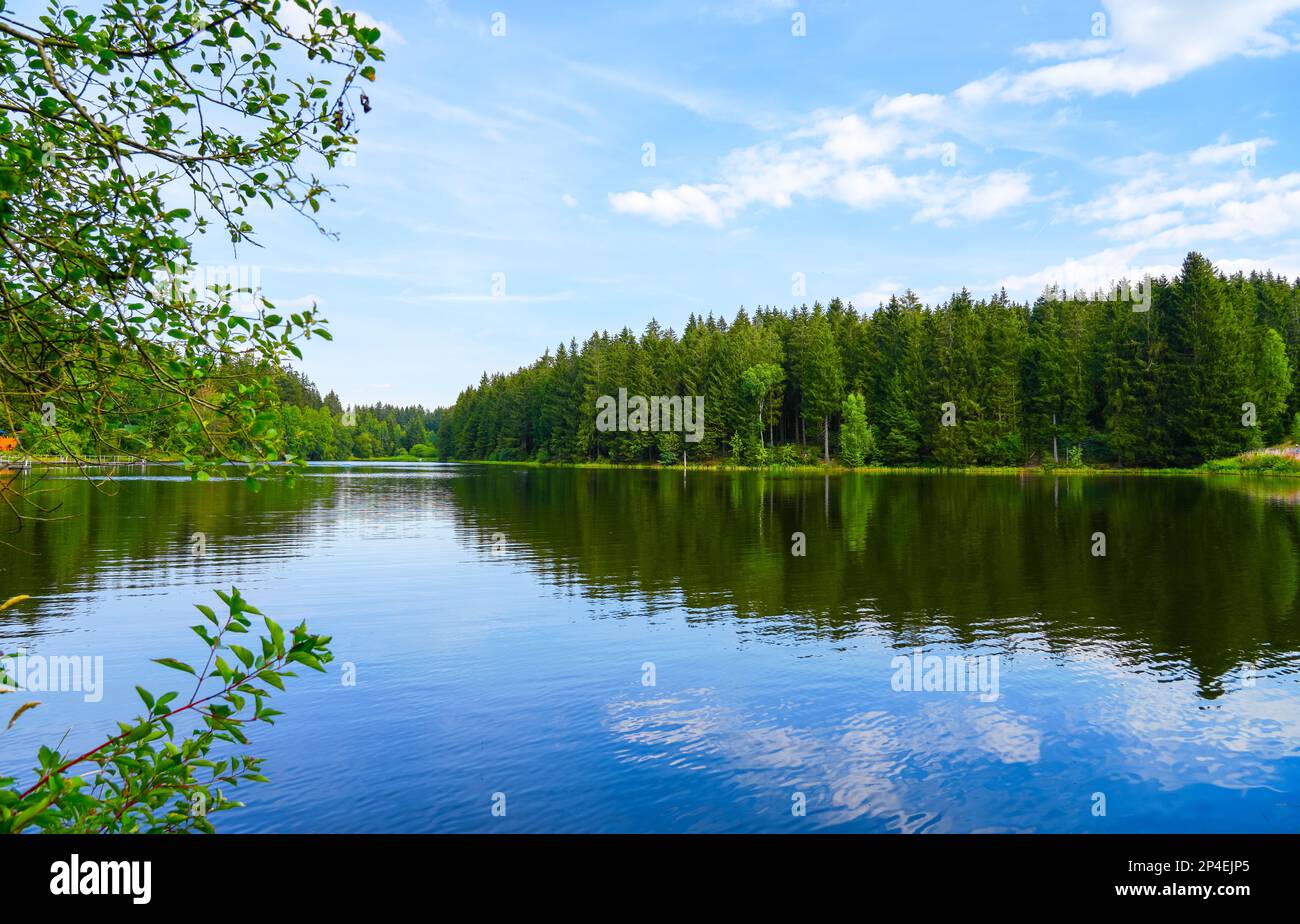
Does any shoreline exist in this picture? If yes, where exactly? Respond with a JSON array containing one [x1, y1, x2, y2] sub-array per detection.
[[11, 456, 1300, 479], [426, 458, 1300, 478]]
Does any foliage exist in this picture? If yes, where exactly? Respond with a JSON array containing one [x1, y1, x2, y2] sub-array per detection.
[[0, 588, 331, 833], [2, 361, 443, 464], [271, 372, 440, 460], [839, 392, 876, 467], [740, 362, 785, 445], [437, 256, 1298, 470], [1203, 451, 1300, 474], [0, 0, 384, 507]]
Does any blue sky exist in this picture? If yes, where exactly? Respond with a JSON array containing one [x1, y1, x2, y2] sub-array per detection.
[[212, 0, 1300, 407]]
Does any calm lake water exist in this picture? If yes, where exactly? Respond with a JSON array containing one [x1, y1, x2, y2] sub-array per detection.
[[3, 462, 1300, 833]]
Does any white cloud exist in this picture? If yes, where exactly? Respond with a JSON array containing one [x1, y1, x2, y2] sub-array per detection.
[[1099, 209, 1186, 241], [1017, 38, 1111, 63], [610, 160, 1034, 228], [1188, 136, 1275, 166], [831, 165, 909, 211], [999, 140, 1300, 298], [561, 193, 579, 208], [607, 185, 732, 227], [1144, 175, 1300, 247], [911, 170, 1034, 224], [609, 112, 1029, 227], [871, 93, 947, 122], [813, 114, 906, 163], [1066, 132, 1300, 251], [959, 0, 1300, 104]]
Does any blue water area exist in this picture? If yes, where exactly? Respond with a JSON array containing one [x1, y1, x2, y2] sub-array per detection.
[[2, 463, 1298, 832]]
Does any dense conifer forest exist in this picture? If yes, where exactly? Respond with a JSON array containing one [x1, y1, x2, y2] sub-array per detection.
[[434, 253, 1300, 468], [8, 252, 1297, 469]]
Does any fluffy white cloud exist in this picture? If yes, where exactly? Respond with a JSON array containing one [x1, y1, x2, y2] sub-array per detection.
[[610, 112, 1029, 227], [606, 0, 1293, 258], [1066, 132, 1300, 250], [1144, 175, 1300, 248], [607, 184, 732, 227], [911, 170, 1034, 224], [813, 114, 906, 163], [1001, 136, 1300, 299], [959, 0, 1300, 103], [871, 93, 947, 122], [831, 165, 909, 210]]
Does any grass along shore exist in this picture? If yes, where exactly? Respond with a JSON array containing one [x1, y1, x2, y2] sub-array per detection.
[[12, 450, 1300, 478], [453, 452, 1300, 478]]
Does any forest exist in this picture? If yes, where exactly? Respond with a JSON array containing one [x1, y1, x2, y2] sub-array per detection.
[[8, 252, 1297, 470], [265, 371, 441, 461], [435, 253, 1300, 469], [1, 358, 440, 464]]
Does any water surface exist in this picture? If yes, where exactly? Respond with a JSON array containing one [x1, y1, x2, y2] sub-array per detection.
[[2, 463, 1298, 832]]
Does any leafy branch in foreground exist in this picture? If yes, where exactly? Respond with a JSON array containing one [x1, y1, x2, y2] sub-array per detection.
[[0, 0, 385, 526], [0, 587, 332, 833]]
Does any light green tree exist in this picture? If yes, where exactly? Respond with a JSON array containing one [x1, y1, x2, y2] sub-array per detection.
[[839, 392, 876, 467], [740, 362, 785, 447]]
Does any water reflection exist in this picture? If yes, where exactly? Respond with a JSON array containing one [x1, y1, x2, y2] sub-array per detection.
[[442, 468, 1300, 697], [2, 463, 1298, 832]]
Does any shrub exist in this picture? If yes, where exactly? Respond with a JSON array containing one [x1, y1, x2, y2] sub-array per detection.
[[656, 432, 683, 466], [0, 589, 331, 833]]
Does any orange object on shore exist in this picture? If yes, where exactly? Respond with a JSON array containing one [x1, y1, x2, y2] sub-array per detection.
[[0, 431, 19, 452]]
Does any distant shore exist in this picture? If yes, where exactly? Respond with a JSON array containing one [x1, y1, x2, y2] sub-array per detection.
[[12, 454, 1300, 478], [431, 457, 1300, 478]]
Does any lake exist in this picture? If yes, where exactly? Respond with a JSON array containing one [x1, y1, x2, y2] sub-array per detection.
[[2, 463, 1299, 833]]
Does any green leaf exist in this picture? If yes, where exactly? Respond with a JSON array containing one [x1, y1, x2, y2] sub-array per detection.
[[265, 617, 285, 653], [153, 658, 196, 675], [287, 651, 326, 672], [123, 722, 153, 744]]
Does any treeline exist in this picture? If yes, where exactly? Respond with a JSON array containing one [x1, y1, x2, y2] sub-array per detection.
[[271, 369, 442, 461], [436, 253, 1299, 468], [3, 358, 442, 462]]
